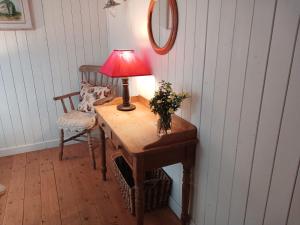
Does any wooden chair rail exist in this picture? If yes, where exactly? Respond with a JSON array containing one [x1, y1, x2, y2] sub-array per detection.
[[53, 91, 80, 101], [53, 92, 80, 113]]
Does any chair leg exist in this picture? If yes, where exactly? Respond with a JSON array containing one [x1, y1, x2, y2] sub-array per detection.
[[87, 131, 96, 169], [59, 129, 64, 161]]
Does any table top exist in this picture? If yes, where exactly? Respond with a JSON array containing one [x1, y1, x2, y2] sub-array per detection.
[[95, 96, 197, 155]]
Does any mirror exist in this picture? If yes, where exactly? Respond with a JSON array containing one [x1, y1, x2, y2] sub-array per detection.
[[147, 0, 178, 55]]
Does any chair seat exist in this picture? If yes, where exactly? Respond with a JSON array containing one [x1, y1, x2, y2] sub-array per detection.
[[0, 184, 6, 196], [57, 110, 96, 132]]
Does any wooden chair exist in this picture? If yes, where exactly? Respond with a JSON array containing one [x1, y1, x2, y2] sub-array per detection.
[[53, 65, 119, 169]]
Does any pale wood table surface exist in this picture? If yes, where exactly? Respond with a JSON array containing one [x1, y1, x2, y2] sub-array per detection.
[[96, 96, 198, 225]]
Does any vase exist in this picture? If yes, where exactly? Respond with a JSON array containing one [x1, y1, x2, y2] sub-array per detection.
[[157, 114, 172, 136]]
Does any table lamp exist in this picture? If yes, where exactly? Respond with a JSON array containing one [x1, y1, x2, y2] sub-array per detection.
[[100, 50, 152, 111]]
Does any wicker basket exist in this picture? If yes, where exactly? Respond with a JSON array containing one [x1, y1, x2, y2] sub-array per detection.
[[112, 153, 172, 215]]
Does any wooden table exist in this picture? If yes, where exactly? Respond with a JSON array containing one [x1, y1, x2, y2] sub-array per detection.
[[95, 96, 198, 225]]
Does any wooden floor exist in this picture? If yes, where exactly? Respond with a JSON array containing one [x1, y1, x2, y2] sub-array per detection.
[[0, 142, 180, 225]]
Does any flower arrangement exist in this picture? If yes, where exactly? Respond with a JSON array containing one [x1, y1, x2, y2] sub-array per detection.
[[149, 81, 188, 135]]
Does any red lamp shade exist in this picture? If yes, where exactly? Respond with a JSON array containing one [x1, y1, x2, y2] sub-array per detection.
[[99, 50, 152, 77]]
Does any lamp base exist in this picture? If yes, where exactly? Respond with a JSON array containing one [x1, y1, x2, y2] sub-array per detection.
[[117, 103, 136, 111], [117, 78, 136, 111]]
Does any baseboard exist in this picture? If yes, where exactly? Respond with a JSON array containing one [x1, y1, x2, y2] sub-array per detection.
[[0, 139, 59, 157], [168, 196, 196, 225]]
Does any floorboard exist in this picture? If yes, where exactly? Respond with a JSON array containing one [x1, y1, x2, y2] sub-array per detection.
[[0, 142, 181, 225]]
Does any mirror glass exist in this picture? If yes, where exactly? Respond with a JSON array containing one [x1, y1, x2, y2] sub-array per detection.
[[151, 0, 173, 48]]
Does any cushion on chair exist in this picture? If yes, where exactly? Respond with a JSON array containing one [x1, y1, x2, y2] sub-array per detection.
[[78, 81, 111, 112], [57, 110, 96, 132]]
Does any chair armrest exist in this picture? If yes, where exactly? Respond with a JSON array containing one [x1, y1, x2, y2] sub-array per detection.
[[53, 92, 80, 101]]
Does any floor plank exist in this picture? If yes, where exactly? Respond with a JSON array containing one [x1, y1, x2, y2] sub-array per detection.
[[40, 149, 62, 225], [2, 153, 26, 225], [0, 142, 181, 225], [24, 152, 41, 225], [0, 156, 13, 225]]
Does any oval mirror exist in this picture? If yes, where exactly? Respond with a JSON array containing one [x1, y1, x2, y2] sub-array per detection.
[[147, 0, 178, 55]]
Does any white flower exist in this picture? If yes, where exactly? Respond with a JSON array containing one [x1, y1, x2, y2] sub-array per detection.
[[168, 108, 174, 114]]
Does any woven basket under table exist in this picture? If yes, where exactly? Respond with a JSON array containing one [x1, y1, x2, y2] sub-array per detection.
[[112, 153, 172, 215]]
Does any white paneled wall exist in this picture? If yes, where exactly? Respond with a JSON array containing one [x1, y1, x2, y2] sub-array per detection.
[[106, 0, 300, 224], [0, 0, 109, 155]]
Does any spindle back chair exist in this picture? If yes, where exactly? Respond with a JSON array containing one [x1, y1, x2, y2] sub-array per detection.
[[53, 65, 119, 169]]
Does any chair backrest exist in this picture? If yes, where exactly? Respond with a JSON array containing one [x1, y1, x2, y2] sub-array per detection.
[[79, 65, 119, 88]]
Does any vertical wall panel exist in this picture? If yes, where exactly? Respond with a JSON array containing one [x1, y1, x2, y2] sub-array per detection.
[[53, 0, 72, 93], [80, 0, 95, 64], [0, 117, 6, 148], [0, 66, 15, 146], [4, 32, 34, 144], [15, 31, 44, 143], [0, 32, 25, 146], [287, 162, 300, 225], [61, 0, 80, 91], [244, 0, 300, 224], [35, 0, 61, 139], [191, 0, 208, 223], [89, 0, 102, 64], [215, 0, 255, 224], [98, 0, 109, 63], [70, 0, 86, 73], [262, 14, 300, 225], [228, 0, 277, 224], [198, 0, 222, 223], [190, 0, 208, 127], [204, 0, 237, 224], [174, 0, 187, 96], [181, 0, 197, 121]]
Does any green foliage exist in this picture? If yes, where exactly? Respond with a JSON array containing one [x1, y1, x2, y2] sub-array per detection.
[[149, 81, 188, 131]]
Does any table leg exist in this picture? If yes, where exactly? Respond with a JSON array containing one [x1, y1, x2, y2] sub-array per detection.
[[133, 159, 145, 225], [181, 164, 192, 225], [99, 125, 107, 181]]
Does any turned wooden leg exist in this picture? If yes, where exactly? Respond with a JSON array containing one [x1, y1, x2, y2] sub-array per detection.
[[99, 125, 107, 181], [59, 129, 64, 161], [133, 158, 145, 225], [181, 164, 192, 225], [87, 131, 96, 169]]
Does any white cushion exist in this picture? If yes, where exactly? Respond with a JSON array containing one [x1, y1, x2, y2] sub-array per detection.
[[0, 184, 6, 196], [57, 110, 96, 132]]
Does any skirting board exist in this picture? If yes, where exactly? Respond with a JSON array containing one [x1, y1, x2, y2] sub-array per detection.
[[0, 139, 59, 157], [169, 196, 196, 225], [0, 130, 101, 157]]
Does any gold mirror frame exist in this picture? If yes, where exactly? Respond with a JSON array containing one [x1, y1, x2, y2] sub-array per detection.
[[147, 0, 178, 55]]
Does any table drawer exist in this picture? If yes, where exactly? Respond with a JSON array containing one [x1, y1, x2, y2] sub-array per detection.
[[111, 132, 133, 167]]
